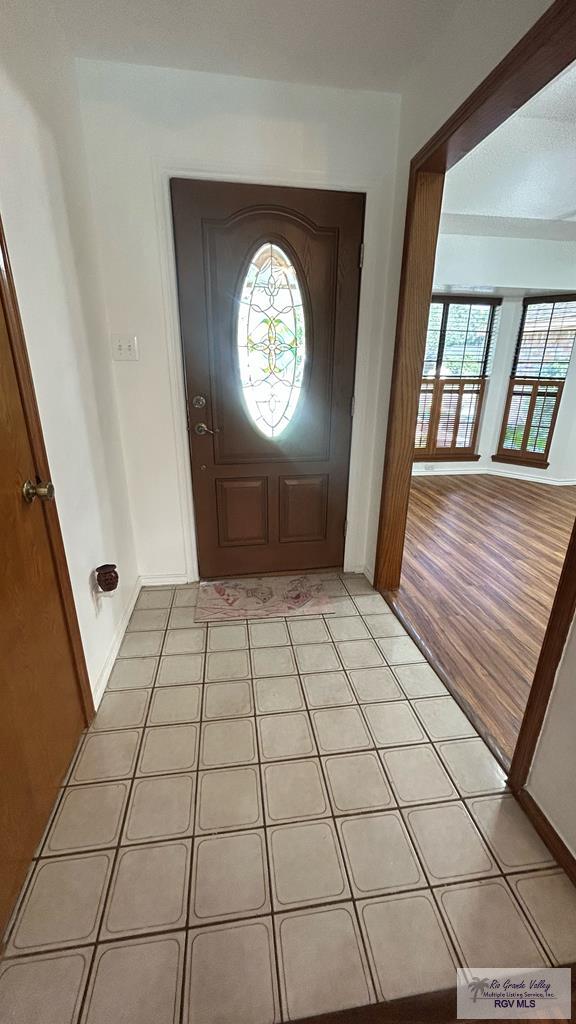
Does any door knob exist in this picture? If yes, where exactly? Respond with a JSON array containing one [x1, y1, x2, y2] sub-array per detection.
[[194, 423, 218, 436], [22, 479, 56, 503]]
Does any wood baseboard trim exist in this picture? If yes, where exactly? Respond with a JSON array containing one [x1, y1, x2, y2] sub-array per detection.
[[492, 454, 549, 470], [514, 788, 576, 886]]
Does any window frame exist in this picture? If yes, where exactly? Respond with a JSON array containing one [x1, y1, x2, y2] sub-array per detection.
[[414, 294, 501, 462], [493, 293, 576, 470]]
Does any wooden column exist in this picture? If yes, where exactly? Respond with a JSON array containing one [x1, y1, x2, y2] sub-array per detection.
[[374, 169, 444, 592]]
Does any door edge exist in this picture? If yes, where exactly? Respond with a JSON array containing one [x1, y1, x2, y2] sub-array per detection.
[[0, 215, 94, 724]]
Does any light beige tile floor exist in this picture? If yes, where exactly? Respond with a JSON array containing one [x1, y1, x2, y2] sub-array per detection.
[[2, 573, 575, 1024]]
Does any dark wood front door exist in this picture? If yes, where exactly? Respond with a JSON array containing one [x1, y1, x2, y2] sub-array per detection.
[[0, 222, 90, 936], [171, 179, 365, 577]]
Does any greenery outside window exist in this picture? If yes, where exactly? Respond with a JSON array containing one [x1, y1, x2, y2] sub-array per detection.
[[493, 295, 576, 469], [414, 296, 501, 461]]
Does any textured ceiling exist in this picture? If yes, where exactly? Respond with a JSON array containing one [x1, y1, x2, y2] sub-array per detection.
[[443, 60, 576, 222], [52, 0, 461, 91], [518, 60, 576, 121]]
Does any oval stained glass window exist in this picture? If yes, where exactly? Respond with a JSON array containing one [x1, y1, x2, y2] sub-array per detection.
[[237, 242, 306, 438]]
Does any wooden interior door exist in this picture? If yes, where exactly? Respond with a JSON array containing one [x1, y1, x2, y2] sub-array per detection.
[[171, 179, 365, 578], [0, 224, 90, 936]]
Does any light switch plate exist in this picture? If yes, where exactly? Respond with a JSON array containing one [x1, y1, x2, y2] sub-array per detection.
[[111, 334, 139, 361]]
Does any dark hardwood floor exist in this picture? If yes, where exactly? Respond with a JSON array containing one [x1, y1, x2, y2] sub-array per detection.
[[388, 473, 576, 767]]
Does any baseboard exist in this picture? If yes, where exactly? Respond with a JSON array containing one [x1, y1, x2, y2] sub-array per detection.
[[488, 466, 576, 487], [412, 464, 488, 477], [140, 571, 194, 586], [342, 562, 372, 578], [91, 576, 142, 709], [413, 464, 576, 486], [515, 788, 576, 886]]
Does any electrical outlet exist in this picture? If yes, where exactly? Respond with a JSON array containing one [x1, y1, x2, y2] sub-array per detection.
[[424, 463, 435, 471], [111, 334, 139, 361]]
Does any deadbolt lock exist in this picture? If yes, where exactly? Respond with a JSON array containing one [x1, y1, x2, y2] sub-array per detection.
[[192, 395, 206, 409]]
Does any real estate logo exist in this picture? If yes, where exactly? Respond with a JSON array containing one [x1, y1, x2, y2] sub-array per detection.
[[457, 967, 571, 1019]]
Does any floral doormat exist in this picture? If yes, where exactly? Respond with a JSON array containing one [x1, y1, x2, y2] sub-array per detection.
[[194, 575, 331, 621]]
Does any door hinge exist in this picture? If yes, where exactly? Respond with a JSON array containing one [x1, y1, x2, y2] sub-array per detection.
[[359, 243, 364, 268], [350, 395, 355, 418]]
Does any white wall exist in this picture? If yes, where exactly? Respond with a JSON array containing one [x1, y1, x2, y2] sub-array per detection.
[[528, 612, 576, 857], [435, 233, 576, 294], [0, 10, 138, 703], [76, 59, 401, 580], [76, 0, 552, 583], [412, 231, 576, 483]]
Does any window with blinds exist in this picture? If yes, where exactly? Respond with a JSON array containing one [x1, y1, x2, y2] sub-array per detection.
[[414, 296, 500, 460], [494, 296, 576, 468]]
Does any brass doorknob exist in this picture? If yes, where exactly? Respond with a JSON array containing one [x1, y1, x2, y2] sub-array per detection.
[[22, 480, 55, 503]]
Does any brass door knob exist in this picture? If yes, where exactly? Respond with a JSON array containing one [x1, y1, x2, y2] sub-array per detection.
[[22, 480, 55, 503]]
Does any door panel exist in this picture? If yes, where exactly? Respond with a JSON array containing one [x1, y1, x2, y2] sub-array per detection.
[[216, 477, 269, 547], [171, 180, 364, 577], [279, 475, 328, 543], [0, 231, 89, 935]]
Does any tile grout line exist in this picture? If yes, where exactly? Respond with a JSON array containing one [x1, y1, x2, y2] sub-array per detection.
[[1, 723, 93, 952], [1, 577, 567, 1017], [172, 580, 564, 971], [77, 586, 179, 1022], [179, 586, 207, 1024], [0, 586, 176, 1002], [499, 872, 556, 965], [313, 735, 382, 1000], [254, 691, 286, 1024]]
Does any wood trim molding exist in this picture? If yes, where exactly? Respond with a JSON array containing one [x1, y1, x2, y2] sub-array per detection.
[[431, 293, 502, 306], [413, 0, 576, 174], [491, 454, 549, 469], [0, 217, 94, 723], [516, 788, 576, 887], [521, 291, 576, 306], [374, 169, 444, 591], [494, 377, 563, 468], [509, 516, 576, 790]]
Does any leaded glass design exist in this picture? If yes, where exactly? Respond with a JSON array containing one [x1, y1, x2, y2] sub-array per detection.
[[237, 242, 306, 438]]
